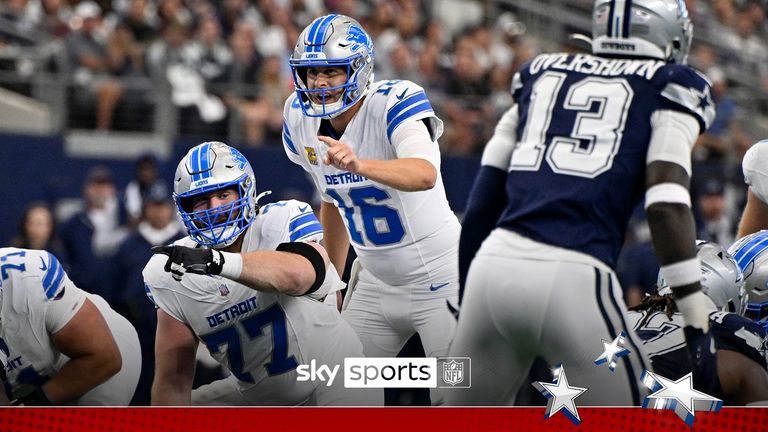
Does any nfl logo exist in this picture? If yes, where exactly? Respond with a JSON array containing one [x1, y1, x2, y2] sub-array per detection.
[[218, 284, 230, 297], [305, 146, 318, 165], [442, 360, 463, 386]]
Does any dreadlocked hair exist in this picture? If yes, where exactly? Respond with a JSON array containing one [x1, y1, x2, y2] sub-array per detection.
[[628, 294, 677, 328]]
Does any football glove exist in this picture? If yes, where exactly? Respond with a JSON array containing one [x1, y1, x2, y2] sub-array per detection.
[[152, 245, 225, 281]]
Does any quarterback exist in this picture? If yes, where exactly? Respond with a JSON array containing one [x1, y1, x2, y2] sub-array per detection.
[[282, 16, 460, 397]]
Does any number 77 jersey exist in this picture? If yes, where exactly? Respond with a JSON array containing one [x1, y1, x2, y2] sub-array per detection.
[[498, 53, 716, 268], [282, 80, 461, 287]]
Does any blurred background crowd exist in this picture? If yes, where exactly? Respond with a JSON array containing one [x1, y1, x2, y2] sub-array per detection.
[[1, 0, 768, 404]]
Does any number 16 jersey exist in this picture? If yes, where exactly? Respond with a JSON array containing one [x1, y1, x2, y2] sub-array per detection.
[[283, 80, 460, 287]]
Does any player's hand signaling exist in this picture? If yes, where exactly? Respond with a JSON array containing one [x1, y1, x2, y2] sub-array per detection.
[[319, 135, 364, 174], [152, 245, 225, 281]]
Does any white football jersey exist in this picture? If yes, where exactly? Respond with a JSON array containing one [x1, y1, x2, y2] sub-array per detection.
[[143, 200, 347, 404], [743, 141, 768, 204], [0, 247, 137, 403], [283, 80, 460, 286]]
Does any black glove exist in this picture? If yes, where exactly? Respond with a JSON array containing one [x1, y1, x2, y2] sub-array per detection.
[[152, 245, 225, 281], [11, 386, 53, 406], [683, 326, 719, 395]]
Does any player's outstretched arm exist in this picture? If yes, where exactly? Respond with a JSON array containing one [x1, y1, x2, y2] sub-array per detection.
[[716, 349, 768, 405], [737, 188, 768, 238], [152, 242, 340, 298], [152, 309, 197, 406], [43, 298, 122, 405]]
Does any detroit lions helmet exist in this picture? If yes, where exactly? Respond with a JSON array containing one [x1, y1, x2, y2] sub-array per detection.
[[591, 0, 693, 64], [658, 240, 747, 315], [729, 231, 768, 330], [289, 14, 374, 119], [174, 142, 260, 248]]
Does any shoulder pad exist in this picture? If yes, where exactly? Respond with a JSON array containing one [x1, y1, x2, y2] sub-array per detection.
[[657, 65, 716, 133]]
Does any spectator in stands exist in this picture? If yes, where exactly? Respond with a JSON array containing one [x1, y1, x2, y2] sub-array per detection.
[[9, 201, 64, 257], [59, 165, 127, 298], [695, 178, 735, 247], [65, 1, 126, 130], [124, 154, 169, 226], [111, 188, 184, 405]]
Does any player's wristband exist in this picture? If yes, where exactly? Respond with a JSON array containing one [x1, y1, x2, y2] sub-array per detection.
[[676, 291, 713, 332], [218, 252, 243, 280], [659, 257, 700, 288]]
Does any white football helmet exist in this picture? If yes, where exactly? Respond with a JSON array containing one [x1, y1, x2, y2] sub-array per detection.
[[591, 0, 693, 64], [658, 240, 747, 315], [289, 14, 374, 119], [173, 142, 264, 248], [729, 231, 768, 330]]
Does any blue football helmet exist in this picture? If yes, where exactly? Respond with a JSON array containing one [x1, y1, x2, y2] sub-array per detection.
[[289, 14, 374, 119], [591, 0, 693, 64], [658, 240, 747, 315], [728, 231, 768, 330], [173, 142, 263, 248]]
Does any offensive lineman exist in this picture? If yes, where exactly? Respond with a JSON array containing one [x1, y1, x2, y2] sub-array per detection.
[[0, 247, 140, 405], [145, 141, 381, 406], [737, 140, 768, 237]]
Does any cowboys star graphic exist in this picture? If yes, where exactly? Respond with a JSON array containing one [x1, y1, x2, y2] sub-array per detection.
[[594, 331, 631, 372], [641, 370, 722, 426], [532, 364, 588, 425]]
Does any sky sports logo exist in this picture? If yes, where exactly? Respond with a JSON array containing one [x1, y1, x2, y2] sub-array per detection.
[[296, 357, 471, 388]]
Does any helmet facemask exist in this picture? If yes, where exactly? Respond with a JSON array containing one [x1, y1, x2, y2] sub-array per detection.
[[173, 142, 262, 249]]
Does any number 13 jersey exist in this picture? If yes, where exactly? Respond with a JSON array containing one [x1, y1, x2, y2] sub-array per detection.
[[282, 80, 460, 287], [499, 53, 716, 268]]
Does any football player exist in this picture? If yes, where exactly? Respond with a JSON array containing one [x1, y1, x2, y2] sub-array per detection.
[[282, 14, 460, 401], [629, 241, 768, 405], [449, 0, 716, 405], [737, 140, 768, 237], [729, 230, 768, 332], [145, 141, 381, 406], [0, 248, 140, 405]]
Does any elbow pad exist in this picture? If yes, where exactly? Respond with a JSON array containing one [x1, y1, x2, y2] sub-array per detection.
[[276, 242, 326, 295]]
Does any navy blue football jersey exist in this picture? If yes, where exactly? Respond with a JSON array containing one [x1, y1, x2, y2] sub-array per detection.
[[628, 309, 768, 399], [498, 53, 715, 267]]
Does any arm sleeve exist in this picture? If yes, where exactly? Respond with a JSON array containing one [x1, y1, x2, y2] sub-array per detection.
[[390, 120, 441, 169], [646, 110, 700, 176], [44, 278, 88, 334]]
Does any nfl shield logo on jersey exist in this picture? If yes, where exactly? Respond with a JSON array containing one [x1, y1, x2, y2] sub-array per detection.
[[218, 284, 230, 297], [304, 147, 318, 165], [438, 357, 471, 388]]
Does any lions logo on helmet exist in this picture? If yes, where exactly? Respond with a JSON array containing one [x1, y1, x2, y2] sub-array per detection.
[[173, 142, 265, 248], [591, 0, 693, 64], [289, 14, 375, 119], [729, 231, 768, 330]]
